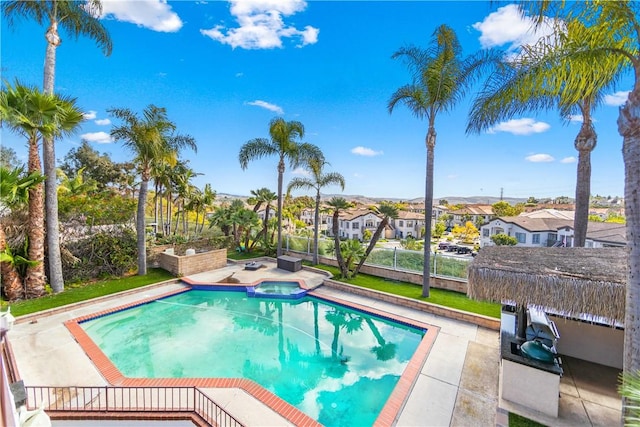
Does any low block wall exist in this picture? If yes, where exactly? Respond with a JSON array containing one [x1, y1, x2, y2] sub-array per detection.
[[287, 253, 468, 293], [322, 279, 499, 331], [158, 249, 227, 276]]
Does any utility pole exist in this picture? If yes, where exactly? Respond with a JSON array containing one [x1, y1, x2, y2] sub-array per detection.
[[500, 187, 504, 201]]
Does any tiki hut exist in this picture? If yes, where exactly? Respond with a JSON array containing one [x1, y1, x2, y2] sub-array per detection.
[[468, 246, 628, 325]]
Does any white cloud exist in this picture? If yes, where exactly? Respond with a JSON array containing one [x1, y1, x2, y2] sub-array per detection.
[[83, 110, 97, 120], [488, 118, 550, 135], [472, 4, 557, 52], [246, 100, 284, 114], [351, 146, 383, 157], [526, 153, 555, 162], [200, 0, 319, 49], [81, 132, 112, 144], [101, 0, 183, 32], [291, 167, 310, 177], [236, 72, 244, 77], [447, 174, 458, 180], [95, 118, 111, 126], [569, 114, 583, 123], [561, 156, 577, 164], [604, 91, 630, 106]]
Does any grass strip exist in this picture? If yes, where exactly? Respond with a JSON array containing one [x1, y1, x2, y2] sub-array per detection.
[[4, 269, 175, 317], [307, 263, 501, 318]]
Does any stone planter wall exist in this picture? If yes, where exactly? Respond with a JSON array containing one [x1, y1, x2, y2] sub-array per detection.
[[158, 248, 227, 276]]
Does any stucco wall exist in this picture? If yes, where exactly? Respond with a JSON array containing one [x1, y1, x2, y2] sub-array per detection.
[[158, 248, 227, 276]]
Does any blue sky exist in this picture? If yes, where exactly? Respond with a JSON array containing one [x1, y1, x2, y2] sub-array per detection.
[[1, 0, 631, 201]]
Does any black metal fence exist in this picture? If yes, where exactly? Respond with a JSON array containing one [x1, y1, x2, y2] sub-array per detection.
[[25, 385, 244, 427]]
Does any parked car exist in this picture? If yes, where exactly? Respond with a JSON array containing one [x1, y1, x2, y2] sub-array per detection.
[[438, 242, 452, 250], [456, 246, 473, 255], [446, 245, 459, 252]]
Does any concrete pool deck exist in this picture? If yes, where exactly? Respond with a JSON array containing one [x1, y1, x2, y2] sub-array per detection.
[[5, 260, 620, 426]]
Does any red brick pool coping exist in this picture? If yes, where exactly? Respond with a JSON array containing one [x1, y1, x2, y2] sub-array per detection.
[[62, 283, 439, 426]]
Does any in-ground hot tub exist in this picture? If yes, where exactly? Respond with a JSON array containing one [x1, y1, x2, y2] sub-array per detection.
[[246, 280, 307, 299]]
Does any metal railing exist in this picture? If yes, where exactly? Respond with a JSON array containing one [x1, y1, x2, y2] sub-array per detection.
[[25, 386, 244, 427], [285, 235, 471, 280]]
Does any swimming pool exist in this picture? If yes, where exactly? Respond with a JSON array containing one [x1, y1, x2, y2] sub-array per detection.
[[80, 289, 426, 426]]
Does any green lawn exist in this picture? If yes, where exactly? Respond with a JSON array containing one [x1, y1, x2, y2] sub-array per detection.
[[4, 269, 174, 317], [509, 412, 547, 427], [307, 263, 501, 318], [4, 251, 498, 320]]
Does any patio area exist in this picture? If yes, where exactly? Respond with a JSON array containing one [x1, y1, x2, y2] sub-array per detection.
[[5, 258, 623, 426]]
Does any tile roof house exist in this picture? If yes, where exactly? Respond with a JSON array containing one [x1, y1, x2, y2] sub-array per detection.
[[326, 208, 393, 241], [391, 211, 425, 239], [479, 216, 625, 248]]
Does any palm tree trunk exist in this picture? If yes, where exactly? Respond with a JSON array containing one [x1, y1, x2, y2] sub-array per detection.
[[422, 126, 436, 297], [158, 186, 164, 237], [277, 159, 285, 257], [136, 179, 149, 275], [333, 214, 348, 278], [573, 118, 596, 247], [25, 140, 46, 298], [354, 219, 387, 276], [618, 88, 640, 380], [43, 23, 65, 293], [313, 191, 321, 265], [0, 226, 24, 301]]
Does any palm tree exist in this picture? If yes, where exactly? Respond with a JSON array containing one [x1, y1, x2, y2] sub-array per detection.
[[287, 158, 345, 265], [239, 117, 324, 257], [0, 166, 45, 301], [519, 0, 640, 403], [388, 24, 488, 297], [199, 184, 216, 234], [340, 239, 365, 279], [2, 0, 113, 294], [325, 197, 353, 278], [353, 202, 400, 277], [109, 105, 196, 275], [247, 187, 277, 250], [0, 82, 84, 297], [466, 20, 622, 247], [57, 167, 98, 196]]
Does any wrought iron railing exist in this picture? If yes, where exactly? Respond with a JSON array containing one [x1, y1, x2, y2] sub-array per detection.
[[25, 386, 244, 427]]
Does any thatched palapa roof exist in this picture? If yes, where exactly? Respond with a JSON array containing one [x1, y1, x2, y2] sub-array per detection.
[[468, 247, 628, 324]]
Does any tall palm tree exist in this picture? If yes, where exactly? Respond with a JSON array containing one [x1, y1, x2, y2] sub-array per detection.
[[325, 197, 353, 278], [239, 117, 324, 257], [388, 24, 488, 297], [2, 0, 113, 294], [519, 0, 640, 401], [287, 158, 345, 265], [467, 20, 622, 247], [0, 166, 45, 301], [109, 105, 196, 275], [353, 202, 400, 277], [0, 82, 83, 297]]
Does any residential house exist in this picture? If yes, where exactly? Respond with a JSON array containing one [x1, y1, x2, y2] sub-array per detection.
[[406, 202, 448, 222], [391, 211, 425, 239], [449, 204, 494, 227], [327, 208, 393, 241], [480, 216, 626, 248]]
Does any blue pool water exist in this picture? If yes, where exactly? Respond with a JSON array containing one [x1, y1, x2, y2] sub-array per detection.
[[81, 290, 425, 426]]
